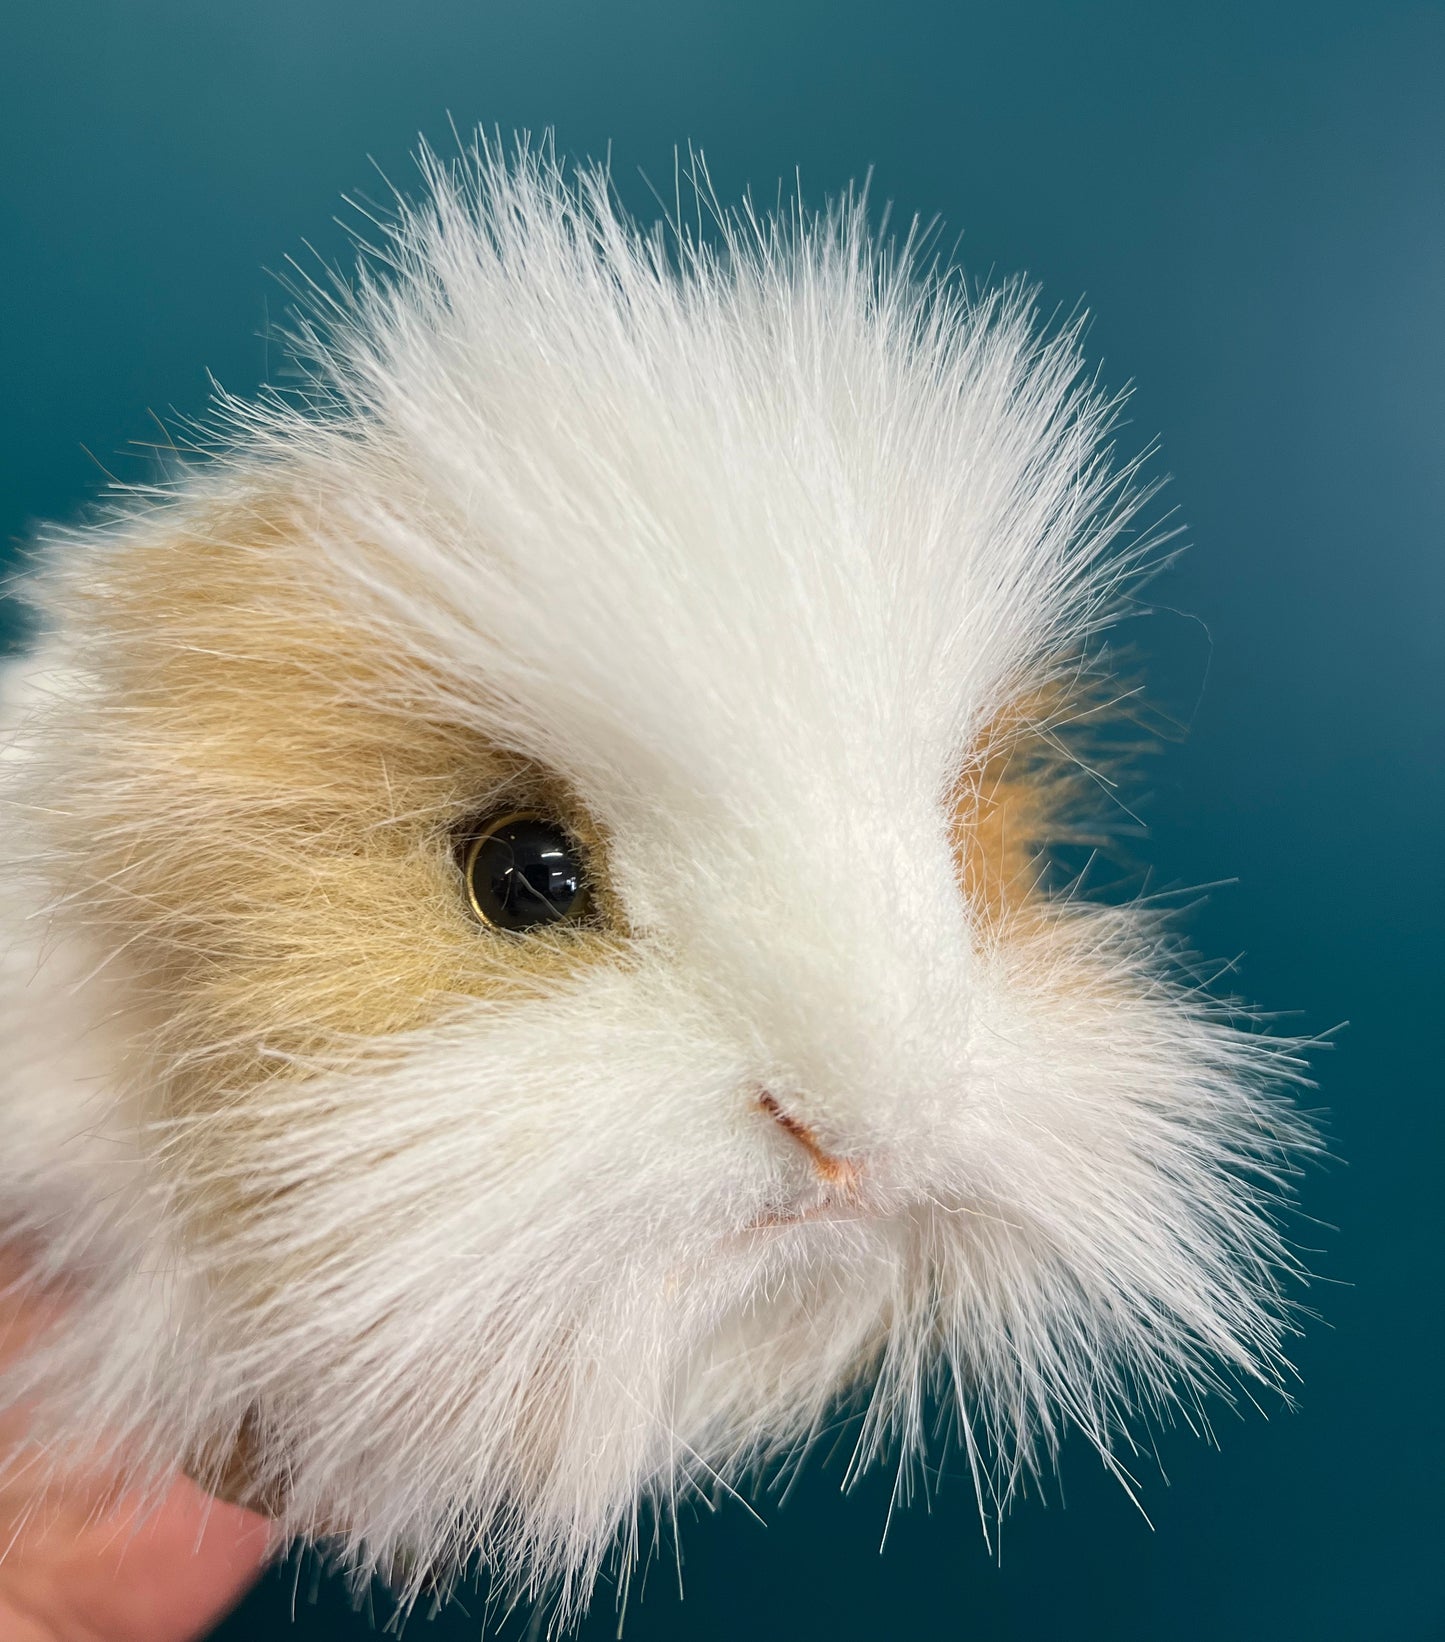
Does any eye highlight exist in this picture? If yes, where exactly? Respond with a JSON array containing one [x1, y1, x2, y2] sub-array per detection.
[[463, 810, 593, 933]]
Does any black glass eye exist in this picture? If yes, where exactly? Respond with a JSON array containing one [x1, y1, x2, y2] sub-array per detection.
[[464, 810, 592, 933]]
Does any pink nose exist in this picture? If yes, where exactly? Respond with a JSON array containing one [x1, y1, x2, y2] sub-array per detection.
[[755, 1089, 863, 1196]]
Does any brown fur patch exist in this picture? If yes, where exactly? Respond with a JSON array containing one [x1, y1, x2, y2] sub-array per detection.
[[42, 495, 622, 1133], [950, 668, 1132, 930]]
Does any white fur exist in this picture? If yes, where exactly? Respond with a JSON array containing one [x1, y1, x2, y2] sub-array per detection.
[[0, 140, 1307, 1617]]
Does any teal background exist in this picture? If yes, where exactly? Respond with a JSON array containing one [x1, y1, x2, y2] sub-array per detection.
[[3, 3, 1441, 1638]]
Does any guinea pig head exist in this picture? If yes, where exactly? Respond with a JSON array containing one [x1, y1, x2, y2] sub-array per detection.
[[0, 146, 1308, 1612]]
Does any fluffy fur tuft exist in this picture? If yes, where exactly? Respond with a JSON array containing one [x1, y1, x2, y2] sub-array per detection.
[[0, 138, 1309, 1618]]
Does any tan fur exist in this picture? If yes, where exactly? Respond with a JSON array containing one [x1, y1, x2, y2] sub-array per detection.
[[49, 501, 615, 1085], [950, 670, 1128, 930]]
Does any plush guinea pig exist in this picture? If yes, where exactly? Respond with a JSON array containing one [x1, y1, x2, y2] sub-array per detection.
[[0, 141, 1307, 1614]]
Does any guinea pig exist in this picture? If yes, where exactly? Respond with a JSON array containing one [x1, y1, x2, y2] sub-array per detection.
[[0, 137, 1309, 1617]]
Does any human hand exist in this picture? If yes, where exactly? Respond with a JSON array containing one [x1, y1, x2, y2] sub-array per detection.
[[0, 1252, 273, 1642]]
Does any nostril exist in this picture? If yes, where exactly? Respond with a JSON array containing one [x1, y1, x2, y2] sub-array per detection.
[[754, 1089, 862, 1195]]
